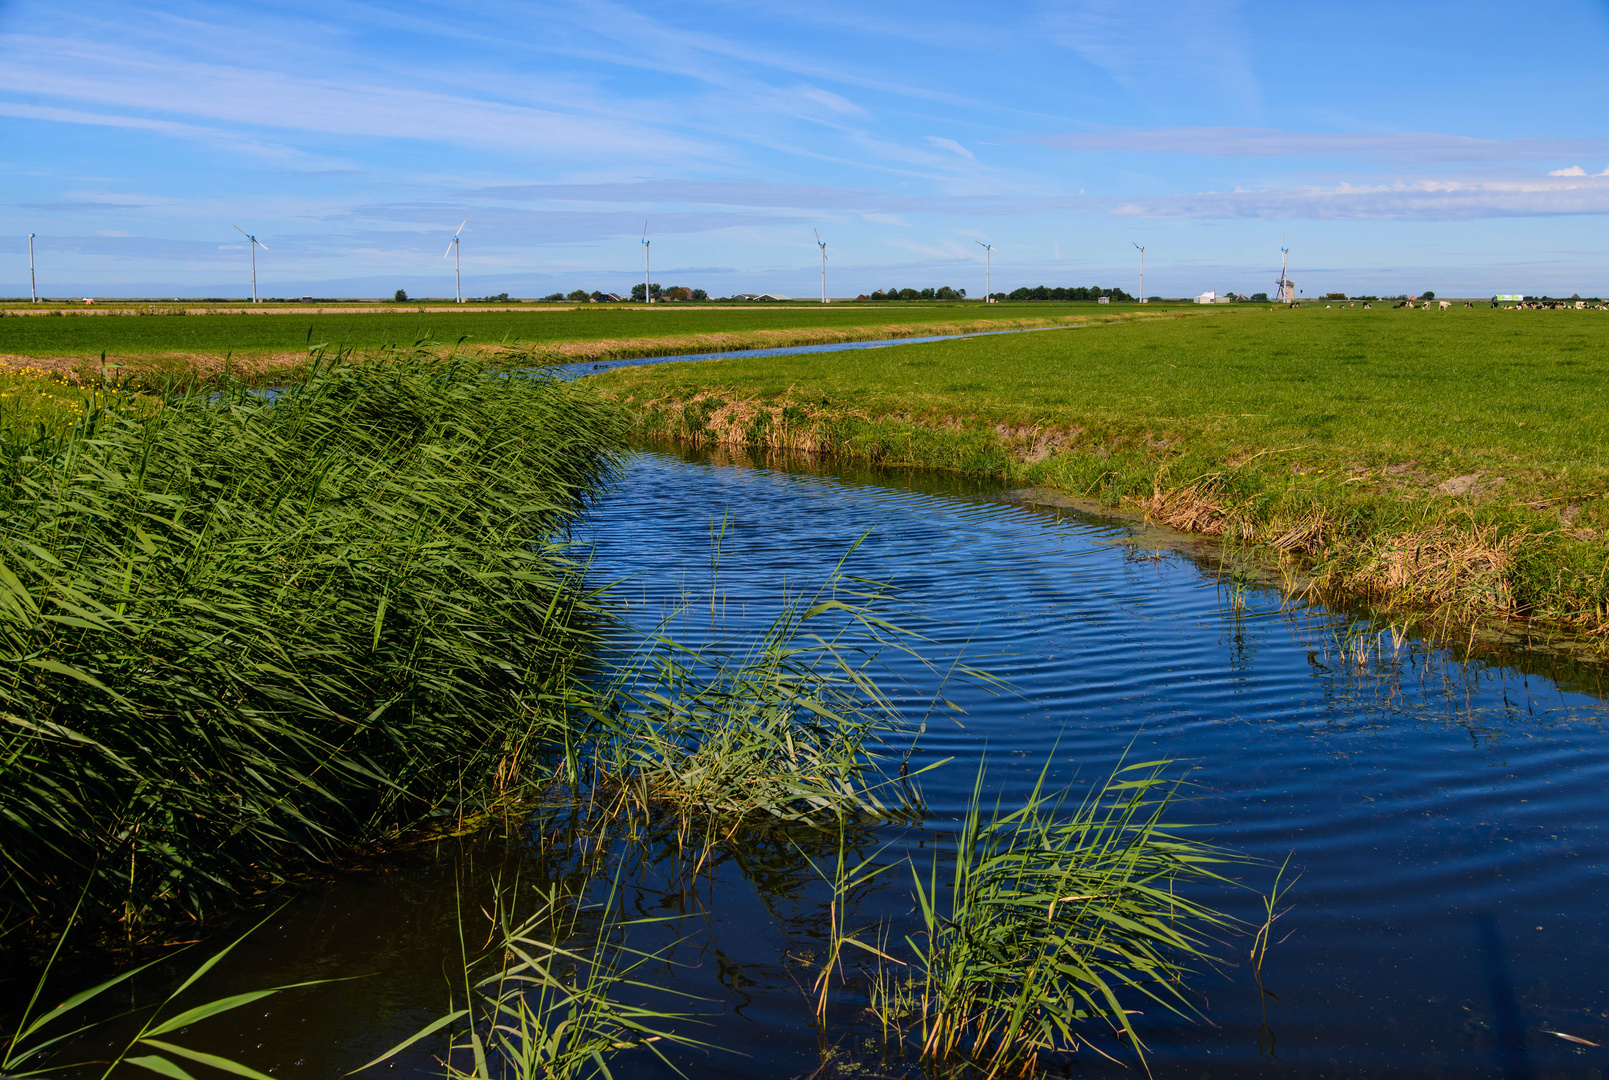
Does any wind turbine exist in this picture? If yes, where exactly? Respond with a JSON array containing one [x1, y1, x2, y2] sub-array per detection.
[[975, 241, 993, 303], [232, 225, 267, 303], [1133, 242, 1146, 303], [28, 233, 36, 303], [444, 221, 466, 304], [641, 222, 652, 303], [814, 229, 828, 304]]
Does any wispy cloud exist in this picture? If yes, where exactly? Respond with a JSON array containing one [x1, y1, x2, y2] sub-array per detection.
[[1035, 1, 1261, 113], [1550, 165, 1589, 176], [1028, 127, 1609, 164], [0, 33, 710, 161], [1109, 174, 1609, 221], [795, 85, 865, 116], [925, 136, 975, 160]]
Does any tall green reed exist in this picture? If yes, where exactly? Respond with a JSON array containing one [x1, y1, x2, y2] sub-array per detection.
[[3, 900, 337, 1079], [355, 873, 705, 1080], [0, 350, 624, 939]]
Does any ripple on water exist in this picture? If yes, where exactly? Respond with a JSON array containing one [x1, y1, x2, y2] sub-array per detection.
[[578, 445, 1609, 1076]]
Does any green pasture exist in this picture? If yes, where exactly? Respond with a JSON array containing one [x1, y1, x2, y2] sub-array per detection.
[[601, 304, 1609, 626], [0, 301, 1127, 358], [600, 305, 1609, 496]]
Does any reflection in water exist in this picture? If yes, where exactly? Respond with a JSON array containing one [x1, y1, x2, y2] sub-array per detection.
[[15, 440, 1609, 1078]]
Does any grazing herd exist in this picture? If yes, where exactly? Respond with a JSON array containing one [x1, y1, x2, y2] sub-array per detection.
[[1380, 298, 1605, 311]]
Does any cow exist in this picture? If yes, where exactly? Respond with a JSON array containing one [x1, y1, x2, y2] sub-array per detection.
[[1439, 300, 1451, 310]]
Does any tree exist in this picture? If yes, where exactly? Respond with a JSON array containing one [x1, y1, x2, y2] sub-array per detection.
[[630, 283, 662, 302], [692, 288, 708, 301], [393, 288, 408, 303], [1421, 290, 1436, 301], [1250, 292, 1269, 302], [542, 292, 565, 302], [566, 289, 589, 302]]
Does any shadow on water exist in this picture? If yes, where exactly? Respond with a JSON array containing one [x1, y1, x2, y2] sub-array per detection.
[[1477, 912, 1532, 1080], [11, 435, 1609, 1079]]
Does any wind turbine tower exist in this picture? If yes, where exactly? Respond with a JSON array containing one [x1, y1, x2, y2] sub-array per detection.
[[1276, 243, 1295, 304], [28, 233, 37, 303], [641, 223, 652, 303], [445, 221, 465, 304], [815, 229, 828, 303], [1133, 242, 1146, 303], [232, 225, 267, 303], [976, 241, 993, 303]]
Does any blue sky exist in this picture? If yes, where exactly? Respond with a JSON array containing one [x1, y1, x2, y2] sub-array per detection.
[[3, 0, 1608, 299]]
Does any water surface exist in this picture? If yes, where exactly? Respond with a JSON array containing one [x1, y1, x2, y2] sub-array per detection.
[[26, 441, 1609, 1079]]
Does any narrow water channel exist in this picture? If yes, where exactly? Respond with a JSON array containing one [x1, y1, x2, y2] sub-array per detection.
[[30, 439, 1609, 1079], [579, 442, 1609, 1078]]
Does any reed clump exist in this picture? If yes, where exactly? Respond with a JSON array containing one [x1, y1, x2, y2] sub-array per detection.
[[0, 351, 624, 940], [902, 761, 1240, 1076], [572, 573, 930, 826]]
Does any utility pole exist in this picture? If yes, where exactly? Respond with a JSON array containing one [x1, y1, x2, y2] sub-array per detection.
[[815, 229, 827, 303], [642, 223, 652, 303]]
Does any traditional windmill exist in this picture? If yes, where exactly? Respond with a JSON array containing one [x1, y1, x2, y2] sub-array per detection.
[[1275, 243, 1295, 304]]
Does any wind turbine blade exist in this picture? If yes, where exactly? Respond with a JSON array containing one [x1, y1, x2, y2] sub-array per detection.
[[233, 224, 250, 238], [642, 221, 647, 240], [254, 239, 268, 250], [445, 241, 455, 258], [455, 220, 466, 237]]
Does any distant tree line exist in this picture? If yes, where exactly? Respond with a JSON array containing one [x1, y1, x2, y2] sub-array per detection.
[[860, 286, 968, 300], [1002, 285, 1134, 302]]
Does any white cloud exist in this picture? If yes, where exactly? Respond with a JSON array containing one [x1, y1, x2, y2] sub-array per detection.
[[1550, 165, 1589, 176], [924, 136, 975, 160]]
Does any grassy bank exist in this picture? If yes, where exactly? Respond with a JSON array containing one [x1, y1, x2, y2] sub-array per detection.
[[0, 302, 1149, 382], [597, 304, 1609, 637]]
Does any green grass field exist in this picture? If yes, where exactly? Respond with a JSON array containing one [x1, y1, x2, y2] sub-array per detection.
[[601, 305, 1606, 484], [598, 305, 1609, 631], [0, 302, 1126, 359]]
